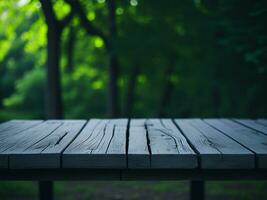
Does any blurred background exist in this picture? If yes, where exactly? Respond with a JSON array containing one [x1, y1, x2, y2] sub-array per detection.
[[0, 0, 266, 199]]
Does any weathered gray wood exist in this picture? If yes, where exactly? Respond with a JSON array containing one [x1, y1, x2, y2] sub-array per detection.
[[0, 120, 25, 132], [174, 119, 254, 169], [146, 119, 197, 168], [0, 118, 265, 172], [63, 119, 127, 168], [235, 119, 267, 135], [205, 119, 267, 168], [256, 119, 267, 127], [0, 120, 43, 141], [0, 121, 62, 169], [0, 120, 43, 168], [0, 120, 38, 132], [9, 120, 86, 169], [128, 119, 150, 168]]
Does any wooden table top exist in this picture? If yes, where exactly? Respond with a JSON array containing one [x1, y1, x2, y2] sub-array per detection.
[[1, 118, 267, 171]]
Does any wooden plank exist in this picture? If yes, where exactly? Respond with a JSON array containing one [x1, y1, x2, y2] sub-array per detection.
[[0, 120, 43, 168], [205, 119, 267, 168], [0, 168, 267, 181], [120, 169, 267, 181], [128, 119, 150, 168], [0, 120, 23, 132], [235, 119, 267, 135], [146, 119, 197, 168], [0, 121, 62, 169], [0, 120, 35, 132], [63, 119, 127, 168], [174, 119, 254, 169], [9, 120, 86, 169], [0, 169, 121, 181], [256, 119, 267, 127], [0, 120, 43, 141]]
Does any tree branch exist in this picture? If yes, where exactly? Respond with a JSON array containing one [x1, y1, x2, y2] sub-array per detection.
[[40, 0, 73, 31], [59, 10, 74, 29], [40, 0, 59, 27], [107, 0, 116, 36], [65, 0, 108, 44]]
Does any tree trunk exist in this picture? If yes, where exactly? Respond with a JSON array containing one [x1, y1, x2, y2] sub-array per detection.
[[41, 0, 73, 119], [108, 55, 119, 117], [123, 64, 139, 117], [107, 0, 119, 117], [46, 27, 63, 119], [66, 25, 75, 73], [158, 64, 174, 117], [65, 0, 119, 117]]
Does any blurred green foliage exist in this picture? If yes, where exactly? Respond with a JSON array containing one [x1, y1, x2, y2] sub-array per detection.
[[0, 0, 266, 121]]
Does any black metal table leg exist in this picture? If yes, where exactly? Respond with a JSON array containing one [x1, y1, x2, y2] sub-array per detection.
[[39, 181, 53, 200], [190, 181, 205, 200]]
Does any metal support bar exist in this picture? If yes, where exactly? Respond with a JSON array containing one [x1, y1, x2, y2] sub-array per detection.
[[39, 181, 53, 200], [190, 181, 205, 200]]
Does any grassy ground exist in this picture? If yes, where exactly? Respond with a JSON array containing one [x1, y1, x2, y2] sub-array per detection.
[[0, 181, 267, 200]]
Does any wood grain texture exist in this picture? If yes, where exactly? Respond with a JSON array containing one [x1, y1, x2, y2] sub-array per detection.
[[256, 119, 267, 127], [235, 119, 267, 135], [9, 120, 86, 169], [128, 119, 150, 168], [0, 121, 62, 169], [63, 119, 127, 168], [128, 119, 197, 169], [0, 120, 43, 168], [205, 119, 267, 168], [146, 119, 197, 168], [0, 120, 39, 132], [174, 119, 254, 169], [0, 120, 43, 141], [0, 119, 265, 172], [0, 120, 25, 132]]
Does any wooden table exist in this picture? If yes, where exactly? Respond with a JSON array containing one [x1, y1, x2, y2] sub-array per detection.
[[1, 119, 267, 200]]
